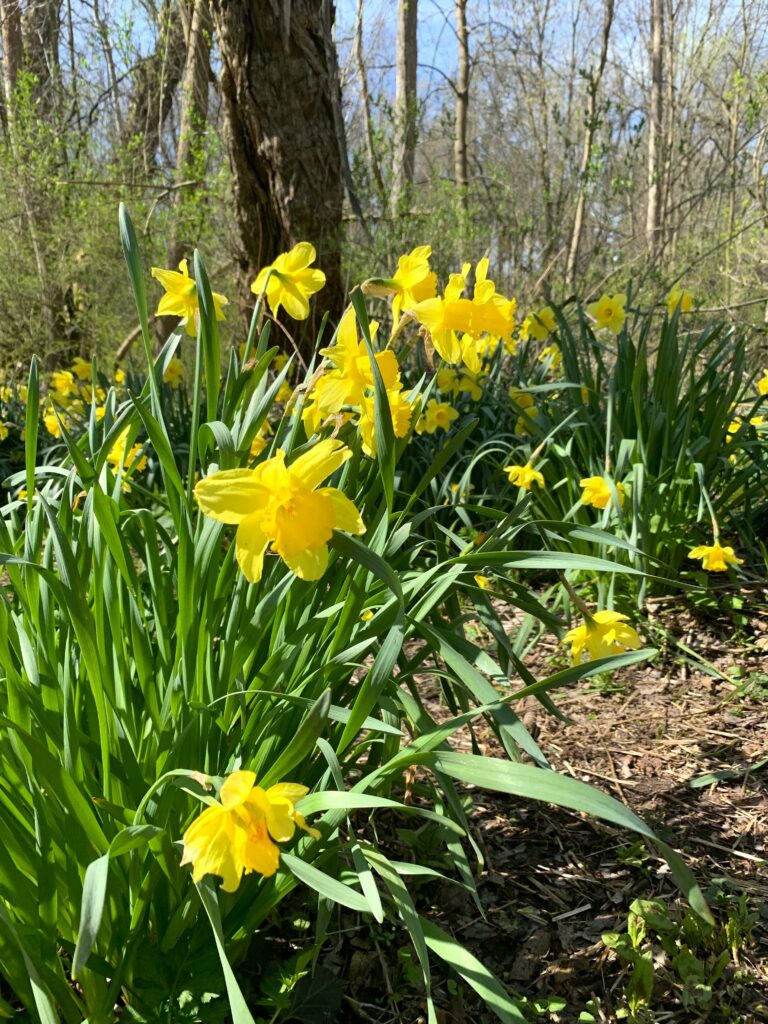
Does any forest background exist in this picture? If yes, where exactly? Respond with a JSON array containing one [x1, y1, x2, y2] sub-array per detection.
[[1, 0, 767, 368]]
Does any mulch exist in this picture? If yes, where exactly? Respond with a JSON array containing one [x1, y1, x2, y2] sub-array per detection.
[[334, 603, 768, 1023]]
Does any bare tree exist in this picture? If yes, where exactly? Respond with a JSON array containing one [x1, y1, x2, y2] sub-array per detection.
[[565, 0, 613, 289], [454, 0, 469, 210], [392, 0, 417, 212], [646, 0, 664, 254]]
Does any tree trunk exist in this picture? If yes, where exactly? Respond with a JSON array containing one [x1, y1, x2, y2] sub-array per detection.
[[124, 6, 186, 176], [354, 0, 384, 200], [210, 0, 345, 344], [21, 0, 61, 118], [454, 0, 469, 211], [565, 0, 613, 290], [392, 0, 417, 212], [646, 0, 663, 255], [167, 0, 212, 268]]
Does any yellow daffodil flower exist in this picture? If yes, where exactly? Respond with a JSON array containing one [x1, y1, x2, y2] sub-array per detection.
[[273, 353, 290, 372], [195, 439, 365, 582], [152, 259, 228, 336], [579, 475, 625, 509], [514, 406, 539, 436], [107, 428, 148, 473], [44, 405, 62, 437], [358, 388, 413, 457], [758, 369, 768, 396], [0, 423, 8, 442], [181, 770, 320, 892], [457, 369, 483, 401], [71, 356, 92, 381], [509, 387, 535, 410], [415, 399, 459, 434], [250, 422, 272, 459], [474, 574, 491, 589], [317, 308, 399, 407], [667, 286, 693, 315], [539, 343, 562, 371], [51, 370, 76, 397], [362, 245, 437, 324], [563, 610, 642, 664], [436, 367, 462, 396], [114, 368, 126, 385], [688, 542, 743, 572], [505, 463, 544, 490], [360, 609, 375, 622], [586, 293, 627, 334], [0, 386, 10, 402], [163, 357, 184, 389], [251, 242, 326, 321], [520, 306, 556, 342]]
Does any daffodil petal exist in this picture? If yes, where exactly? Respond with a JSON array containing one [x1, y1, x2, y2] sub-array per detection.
[[195, 470, 264, 524], [316, 487, 365, 535], [289, 439, 351, 489], [283, 544, 329, 581], [235, 515, 270, 583], [220, 770, 257, 809]]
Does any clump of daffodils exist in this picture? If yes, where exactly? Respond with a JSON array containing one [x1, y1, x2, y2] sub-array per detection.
[[301, 307, 414, 457]]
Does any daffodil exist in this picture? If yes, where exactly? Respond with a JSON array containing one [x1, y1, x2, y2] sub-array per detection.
[[0, 423, 8, 442], [505, 463, 544, 490], [317, 308, 399, 409], [250, 422, 272, 459], [586, 293, 626, 334], [539, 343, 562, 372], [43, 405, 62, 437], [152, 259, 228, 336], [520, 306, 556, 342], [358, 388, 413, 456], [514, 407, 539, 436], [181, 770, 320, 892], [71, 357, 92, 381], [509, 387, 535, 410], [163, 357, 184, 389], [195, 439, 365, 582], [758, 370, 768, 396], [563, 610, 642, 664], [415, 399, 459, 434], [667, 286, 693, 315], [688, 542, 743, 572], [107, 428, 148, 473], [115, 368, 126, 385], [362, 245, 438, 324], [251, 242, 326, 321], [474, 574, 491, 589], [436, 367, 462, 396], [51, 370, 76, 398], [580, 475, 625, 509]]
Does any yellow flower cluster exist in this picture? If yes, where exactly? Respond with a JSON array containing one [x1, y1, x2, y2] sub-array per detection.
[[302, 308, 413, 457]]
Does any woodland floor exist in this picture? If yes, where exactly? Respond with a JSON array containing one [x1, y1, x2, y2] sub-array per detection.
[[325, 599, 768, 1024]]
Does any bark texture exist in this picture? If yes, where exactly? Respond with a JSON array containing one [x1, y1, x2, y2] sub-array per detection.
[[392, 0, 417, 210], [646, 0, 663, 254], [211, 0, 345, 336], [454, 0, 469, 210]]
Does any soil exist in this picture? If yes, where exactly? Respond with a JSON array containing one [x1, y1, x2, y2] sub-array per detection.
[[330, 605, 768, 1024]]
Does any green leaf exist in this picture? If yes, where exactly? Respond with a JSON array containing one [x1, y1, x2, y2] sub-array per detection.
[[420, 916, 526, 1023], [280, 853, 371, 913]]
